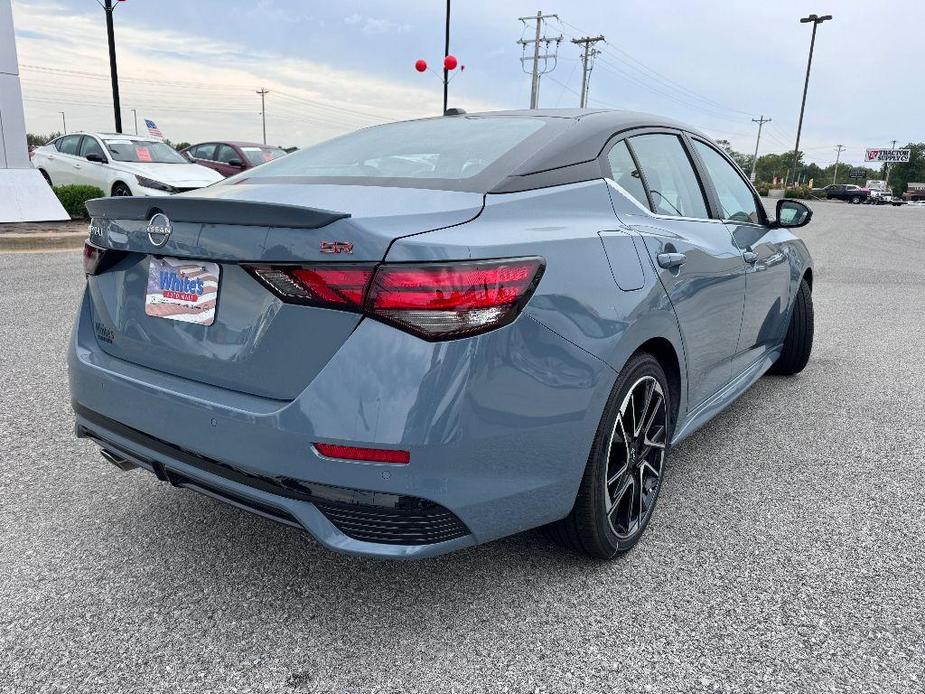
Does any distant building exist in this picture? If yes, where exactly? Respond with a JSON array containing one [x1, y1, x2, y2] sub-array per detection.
[[906, 183, 925, 201]]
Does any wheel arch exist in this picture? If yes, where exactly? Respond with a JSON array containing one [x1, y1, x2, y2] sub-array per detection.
[[111, 180, 131, 196], [802, 267, 813, 290], [632, 337, 682, 433]]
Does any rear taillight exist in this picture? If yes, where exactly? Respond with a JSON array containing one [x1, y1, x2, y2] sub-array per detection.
[[83, 241, 106, 275], [245, 257, 544, 340]]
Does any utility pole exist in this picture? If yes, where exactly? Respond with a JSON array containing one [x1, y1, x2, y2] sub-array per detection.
[[789, 13, 832, 187], [101, 0, 123, 133], [256, 88, 269, 144], [443, 0, 451, 114], [832, 144, 845, 184], [749, 115, 771, 182], [517, 11, 562, 109], [570, 35, 604, 108], [885, 138, 897, 186], [131, 108, 138, 135], [59, 111, 66, 134]]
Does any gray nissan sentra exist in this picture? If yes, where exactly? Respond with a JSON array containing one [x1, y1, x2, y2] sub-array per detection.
[[70, 109, 814, 559]]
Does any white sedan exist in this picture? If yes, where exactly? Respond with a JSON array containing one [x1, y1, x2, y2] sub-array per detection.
[[32, 132, 223, 196]]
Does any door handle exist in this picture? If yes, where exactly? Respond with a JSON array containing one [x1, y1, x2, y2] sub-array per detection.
[[657, 252, 687, 270], [743, 251, 759, 264]]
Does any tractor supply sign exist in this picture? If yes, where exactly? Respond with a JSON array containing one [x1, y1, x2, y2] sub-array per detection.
[[865, 148, 911, 163]]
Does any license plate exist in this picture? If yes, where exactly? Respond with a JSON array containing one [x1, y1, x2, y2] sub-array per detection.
[[145, 257, 220, 326]]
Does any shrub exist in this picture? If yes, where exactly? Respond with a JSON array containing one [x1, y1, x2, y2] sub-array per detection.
[[756, 183, 770, 196], [53, 185, 105, 219], [784, 185, 813, 200]]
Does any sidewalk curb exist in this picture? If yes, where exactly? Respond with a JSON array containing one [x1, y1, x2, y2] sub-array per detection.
[[0, 231, 87, 252]]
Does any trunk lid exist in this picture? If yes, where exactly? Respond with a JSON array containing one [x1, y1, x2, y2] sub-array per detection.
[[83, 185, 483, 400]]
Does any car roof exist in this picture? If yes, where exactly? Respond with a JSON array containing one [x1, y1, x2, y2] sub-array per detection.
[[442, 108, 712, 193], [186, 141, 279, 148], [66, 132, 165, 143]]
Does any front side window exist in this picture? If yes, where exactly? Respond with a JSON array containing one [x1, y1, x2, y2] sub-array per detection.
[[693, 141, 761, 224], [628, 134, 709, 219], [606, 140, 649, 210], [215, 144, 239, 164], [104, 139, 187, 164], [79, 136, 106, 160], [241, 116, 546, 183]]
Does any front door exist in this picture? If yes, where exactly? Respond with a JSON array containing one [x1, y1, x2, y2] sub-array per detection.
[[689, 138, 792, 374]]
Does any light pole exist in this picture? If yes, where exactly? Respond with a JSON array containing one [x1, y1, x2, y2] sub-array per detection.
[[789, 13, 831, 186], [443, 0, 450, 114], [101, 0, 123, 133], [131, 108, 138, 135], [59, 111, 66, 134]]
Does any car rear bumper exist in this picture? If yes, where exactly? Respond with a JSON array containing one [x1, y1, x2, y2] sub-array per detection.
[[68, 289, 616, 558]]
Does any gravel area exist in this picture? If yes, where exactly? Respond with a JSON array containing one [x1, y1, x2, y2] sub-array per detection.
[[1, 201, 923, 693]]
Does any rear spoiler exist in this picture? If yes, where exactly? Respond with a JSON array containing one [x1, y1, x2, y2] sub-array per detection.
[[84, 196, 350, 229]]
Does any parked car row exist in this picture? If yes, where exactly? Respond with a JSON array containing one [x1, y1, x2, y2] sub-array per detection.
[[811, 183, 904, 205], [32, 132, 287, 197]]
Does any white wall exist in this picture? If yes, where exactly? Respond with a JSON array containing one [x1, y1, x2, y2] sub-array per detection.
[[1, 0, 30, 169]]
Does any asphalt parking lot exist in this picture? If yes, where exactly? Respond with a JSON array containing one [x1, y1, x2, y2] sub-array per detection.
[[1, 201, 924, 694]]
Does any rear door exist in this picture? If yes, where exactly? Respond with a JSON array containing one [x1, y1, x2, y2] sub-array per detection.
[[47, 134, 83, 185], [187, 143, 222, 174], [607, 131, 746, 409]]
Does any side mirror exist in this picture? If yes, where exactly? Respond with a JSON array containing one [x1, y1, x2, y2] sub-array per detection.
[[773, 199, 812, 228], [86, 153, 106, 163], [227, 158, 244, 168]]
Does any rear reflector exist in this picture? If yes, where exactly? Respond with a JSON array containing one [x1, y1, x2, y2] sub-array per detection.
[[314, 443, 410, 464], [245, 257, 544, 340]]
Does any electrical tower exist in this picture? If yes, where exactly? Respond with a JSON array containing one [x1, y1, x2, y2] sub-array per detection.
[[832, 144, 845, 184], [749, 115, 771, 182], [256, 88, 269, 145], [517, 11, 562, 109], [570, 35, 604, 108]]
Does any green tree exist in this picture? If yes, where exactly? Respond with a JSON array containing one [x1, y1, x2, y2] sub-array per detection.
[[885, 143, 925, 197], [26, 132, 62, 147]]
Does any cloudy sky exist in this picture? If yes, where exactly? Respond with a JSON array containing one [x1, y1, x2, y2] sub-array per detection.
[[11, 0, 923, 167]]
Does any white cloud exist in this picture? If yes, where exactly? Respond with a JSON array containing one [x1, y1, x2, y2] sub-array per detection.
[[12, 1, 496, 146], [343, 12, 410, 35]]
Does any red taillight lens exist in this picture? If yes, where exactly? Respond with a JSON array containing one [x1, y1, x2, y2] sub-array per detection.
[[246, 265, 374, 309], [244, 257, 544, 340], [83, 241, 106, 275], [367, 258, 544, 339], [314, 443, 410, 464]]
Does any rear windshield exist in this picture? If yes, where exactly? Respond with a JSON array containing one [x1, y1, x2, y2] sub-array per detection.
[[236, 116, 547, 190], [241, 146, 287, 166], [104, 139, 188, 164]]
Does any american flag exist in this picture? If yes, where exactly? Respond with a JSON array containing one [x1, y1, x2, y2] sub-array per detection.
[[145, 119, 163, 138]]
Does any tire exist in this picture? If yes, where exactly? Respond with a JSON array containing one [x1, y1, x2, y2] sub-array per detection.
[[543, 353, 671, 558], [111, 182, 132, 197], [770, 278, 814, 376], [39, 169, 53, 186], [851, 196, 861, 204]]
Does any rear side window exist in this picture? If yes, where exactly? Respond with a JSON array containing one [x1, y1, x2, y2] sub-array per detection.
[[606, 140, 650, 210], [241, 116, 546, 183], [57, 135, 81, 155], [628, 134, 709, 219], [693, 141, 760, 224]]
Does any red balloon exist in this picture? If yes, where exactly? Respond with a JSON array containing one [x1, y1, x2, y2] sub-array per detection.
[[415, 59, 427, 73], [443, 55, 458, 70]]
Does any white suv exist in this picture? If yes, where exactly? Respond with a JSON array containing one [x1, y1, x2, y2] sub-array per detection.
[[32, 132, 223, 197]]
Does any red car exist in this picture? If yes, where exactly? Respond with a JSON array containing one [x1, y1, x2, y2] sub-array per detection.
[[181, 141, 288, 177]]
